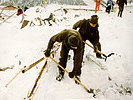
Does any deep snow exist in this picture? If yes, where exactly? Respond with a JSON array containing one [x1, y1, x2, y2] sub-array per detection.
[[0, 2, 133, 100]]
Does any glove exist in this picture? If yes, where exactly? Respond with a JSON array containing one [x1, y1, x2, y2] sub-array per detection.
[[44, 49, 50, 57], [69, 72, 75, 78]]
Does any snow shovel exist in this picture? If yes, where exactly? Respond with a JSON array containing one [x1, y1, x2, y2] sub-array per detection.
[[49, 56, 96, 97], [82, 40, 114, 61]]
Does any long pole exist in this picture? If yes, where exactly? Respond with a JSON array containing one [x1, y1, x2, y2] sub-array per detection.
[[22, 57, 45, 73], [5, 66, 26, 87], [49, 56, 94, 94], [82, 40, 103, 55], [28, 59, 48, 98]]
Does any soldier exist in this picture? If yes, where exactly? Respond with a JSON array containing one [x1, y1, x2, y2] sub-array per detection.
[[17, 6, 23, 16], [44, 29, 83, 84], [116, 0, 127, 17], [73, 15, 102, 59]]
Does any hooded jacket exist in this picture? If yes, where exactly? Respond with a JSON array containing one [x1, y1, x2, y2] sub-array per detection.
[[46, 29, 83, 75]]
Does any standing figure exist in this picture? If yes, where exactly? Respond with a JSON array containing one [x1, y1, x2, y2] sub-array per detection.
[[44, 29, 83, 84], [17, 6, 23, 16], [116, 0, 127, 17], [73, 15, 102, 60], [106, 0, 115, 13], [24, 7, 28, 12], [95, 0, 102, 13]]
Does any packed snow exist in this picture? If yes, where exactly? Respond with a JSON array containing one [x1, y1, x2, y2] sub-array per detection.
[[0, 2, 133, 100]]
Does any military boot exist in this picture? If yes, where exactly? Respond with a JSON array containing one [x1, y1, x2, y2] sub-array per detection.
[[56, 70, 64, 81], [75, 75, 81, 85]]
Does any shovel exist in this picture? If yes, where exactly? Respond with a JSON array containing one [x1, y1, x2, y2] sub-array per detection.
[[82, 40, 114, 61]]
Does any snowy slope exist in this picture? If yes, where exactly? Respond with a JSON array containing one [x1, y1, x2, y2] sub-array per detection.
[[0, 3, 133, 100]]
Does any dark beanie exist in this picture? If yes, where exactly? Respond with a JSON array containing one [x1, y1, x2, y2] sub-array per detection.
[[90, 15, 98, 24], [68, 35, 79, 47]]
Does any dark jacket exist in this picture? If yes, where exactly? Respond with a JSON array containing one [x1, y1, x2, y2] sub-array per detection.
[[73, 19, 100, 47], [117, 0, 127, 7], [46, 29, 83, 75]]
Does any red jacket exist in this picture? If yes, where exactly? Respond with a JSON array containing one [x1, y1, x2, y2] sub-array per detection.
[[95, 0, 102, 3], [17, 8, 23, 16]]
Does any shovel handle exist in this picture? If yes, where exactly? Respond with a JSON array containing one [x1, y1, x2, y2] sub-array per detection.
[[49, 56, 94, 95], [82, 40, 105, 56]]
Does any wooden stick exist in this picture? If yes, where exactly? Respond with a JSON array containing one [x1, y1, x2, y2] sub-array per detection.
[[82, 40, 103, 55], [22, 57, 45, 73], [28, 59, 47, 98], [29, 83, 40, 100], [1, 12, 16, 23], [23, 42, 60, 73], [5, 66, 26, 87], [49, 56, 91, 93]]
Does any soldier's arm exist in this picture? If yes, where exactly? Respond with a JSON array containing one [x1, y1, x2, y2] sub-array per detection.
[[46, 30, 68, 51], [73, 19, 84, 30]]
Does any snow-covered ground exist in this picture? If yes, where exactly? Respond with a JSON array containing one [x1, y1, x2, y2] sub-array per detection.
[[0, 2, 133, 100]]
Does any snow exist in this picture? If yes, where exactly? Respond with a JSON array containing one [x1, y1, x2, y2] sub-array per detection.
[[0, 3, 133, 100]]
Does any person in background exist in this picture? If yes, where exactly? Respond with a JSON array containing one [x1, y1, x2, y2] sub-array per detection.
[[95, 0, 102, 13], [73, 15, 102, 60], [24, 6, 28, 12], [17, 6, 23, 16], [116, 0, 127, 17], [44, 29, 83, 84], [106, 0, 115, 13]]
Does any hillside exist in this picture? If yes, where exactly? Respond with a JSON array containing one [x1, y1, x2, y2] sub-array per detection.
[[0, 3, 133, 100]]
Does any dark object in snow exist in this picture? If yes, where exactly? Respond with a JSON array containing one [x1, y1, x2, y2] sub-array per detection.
[[116, 0, 127, 17], [0, 66, 13, 71], [42, 13, 56, 26], [24, 7, 28, 12], [44, 29, 83, 80], [106, 5, 111, 13], [108, 76, 112, 81], [63, 8, 68, 14], [20, 20, 29, 29]]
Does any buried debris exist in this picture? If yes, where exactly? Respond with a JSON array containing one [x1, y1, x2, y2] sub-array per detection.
[[0, 66, 14, 71]]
